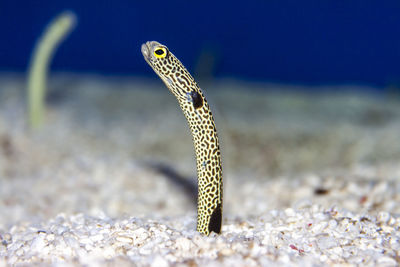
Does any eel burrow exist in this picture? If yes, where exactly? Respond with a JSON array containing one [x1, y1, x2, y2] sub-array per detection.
[[141, 41, 223, 235]]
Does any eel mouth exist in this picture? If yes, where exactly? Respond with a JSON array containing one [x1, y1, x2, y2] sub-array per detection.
[[141, 42, 151, 63]]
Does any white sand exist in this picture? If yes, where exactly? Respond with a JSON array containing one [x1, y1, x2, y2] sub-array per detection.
[[0, 74, 399, 266]]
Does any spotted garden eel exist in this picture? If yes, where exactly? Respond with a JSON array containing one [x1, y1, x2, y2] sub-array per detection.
[[141, 41, 223, 235]]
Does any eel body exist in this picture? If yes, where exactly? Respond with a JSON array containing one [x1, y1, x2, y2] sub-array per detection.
[[141, 41, 223, 235]]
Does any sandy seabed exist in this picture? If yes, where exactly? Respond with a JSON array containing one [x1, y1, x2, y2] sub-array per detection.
[[0, 74, 399, 266]]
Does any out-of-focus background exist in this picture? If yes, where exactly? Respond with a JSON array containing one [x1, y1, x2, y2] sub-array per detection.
[[1, 1, 400, 88], [1, 0, 400, 216]]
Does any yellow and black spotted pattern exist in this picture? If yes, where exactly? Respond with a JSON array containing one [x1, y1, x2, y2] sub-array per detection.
[[141, 41, 223, 235]]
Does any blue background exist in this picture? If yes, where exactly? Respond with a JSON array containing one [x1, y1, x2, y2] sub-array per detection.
[[1, 1, 400, 88]]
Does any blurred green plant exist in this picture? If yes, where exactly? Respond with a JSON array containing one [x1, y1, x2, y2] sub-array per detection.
[[27, 11, 76, 129]]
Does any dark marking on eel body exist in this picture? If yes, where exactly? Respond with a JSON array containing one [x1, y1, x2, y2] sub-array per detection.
[[208, 203, 222, 234], [190, 91, 203, 109]]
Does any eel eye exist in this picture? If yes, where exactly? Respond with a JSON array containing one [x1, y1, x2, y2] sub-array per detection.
[[154, 47, 167, 58]]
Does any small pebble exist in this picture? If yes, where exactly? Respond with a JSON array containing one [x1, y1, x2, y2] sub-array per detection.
[[116, 235, 133, 244]]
